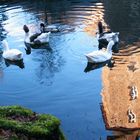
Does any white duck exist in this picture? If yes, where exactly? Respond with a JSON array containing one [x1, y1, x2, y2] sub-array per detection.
[[85, 35, 118, 63], [1, 40, 23, 61], [23, 25, 50, 46], [97, 21, 119, 50]]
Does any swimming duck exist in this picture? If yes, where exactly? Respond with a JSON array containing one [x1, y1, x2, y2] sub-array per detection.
[[40, 23, 60, 33], [127, 109, 136, 123], [85, 35, 118, 63], [97, 21, 119, 52], [130, 86, 138, 100], [1, 40, 23, 61], [23, 25, 50, 46]]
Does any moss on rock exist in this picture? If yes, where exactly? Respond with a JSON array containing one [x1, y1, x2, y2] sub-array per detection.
[[0, 106, 65, 140]]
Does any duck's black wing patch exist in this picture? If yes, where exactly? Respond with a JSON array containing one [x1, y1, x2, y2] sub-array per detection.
[[30, 33, 41, 42]]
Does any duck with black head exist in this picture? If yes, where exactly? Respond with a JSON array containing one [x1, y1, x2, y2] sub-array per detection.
[[23, 24, 50, 47], [97, 21, 119, 53], [85, 34, 118, 63]]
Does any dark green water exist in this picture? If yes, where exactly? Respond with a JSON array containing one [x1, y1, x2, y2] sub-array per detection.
[[0, 0, 140, 139]]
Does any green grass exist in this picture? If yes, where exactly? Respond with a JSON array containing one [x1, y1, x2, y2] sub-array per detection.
[[0, 106, 66, 140]]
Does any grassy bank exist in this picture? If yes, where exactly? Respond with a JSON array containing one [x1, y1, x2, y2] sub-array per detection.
[[0, 106, 65, 140]]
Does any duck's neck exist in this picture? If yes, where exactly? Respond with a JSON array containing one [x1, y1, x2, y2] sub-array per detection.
[[40, 26, 45, 33], [2, 40, 9, 51], [24, 32, 30, 42], [98, 21, 103, 34], [107, 40, 114, 53]]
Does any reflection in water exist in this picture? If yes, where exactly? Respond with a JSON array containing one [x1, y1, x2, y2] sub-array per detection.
[[4, 59, 24, 69], [84, 59, 114, 73], [2, 0, 140, 140], [0, 54, 4, 78], [24, 42, 51, 55], [84, 2, 109, 36], [24, 42, 31, 55], [0, 5, 8, 41], [100, 103, 140, 139], [0, 1, 109, 140], [100, 0, 140, 139], [104, 0, 140, 45], [33, 47, 65, 85], [24, 42, 50, 50], [107, 130, 140, 140]]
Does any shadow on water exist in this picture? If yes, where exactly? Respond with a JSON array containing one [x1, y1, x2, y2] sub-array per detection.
[[4, 59, 24, 69], [84, 59, 114, 73], [24, 42, 52, 55]]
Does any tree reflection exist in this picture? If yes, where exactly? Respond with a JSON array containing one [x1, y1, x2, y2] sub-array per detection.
[[33, 46, 65, 85], [104, 0, 140, 45], [0, 5, 8, 73], [101, 0, 140, 139], [0, 5, 8, 41]]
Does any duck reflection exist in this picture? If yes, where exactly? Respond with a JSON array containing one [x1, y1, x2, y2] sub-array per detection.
[[4, 59, 24, 69], [24, 42, 52, 55], [84, 59, 115, 73]]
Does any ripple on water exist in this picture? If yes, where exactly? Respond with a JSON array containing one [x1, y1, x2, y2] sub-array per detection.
[[0, 1, 106, 140], [63, 32, 98, 63]]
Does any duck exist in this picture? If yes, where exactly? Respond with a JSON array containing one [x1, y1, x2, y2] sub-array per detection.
[[1, 40, 23, 61], [23, 25, 50, 46], [127, 109, 136, 123], [40, 23, 60, 33], [130, 86, 138, 100], [97, 21, 119, 52], [85, 35, 118, 63]]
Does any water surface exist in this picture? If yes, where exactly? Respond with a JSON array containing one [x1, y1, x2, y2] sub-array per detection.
[[1, 0, 140, 139]]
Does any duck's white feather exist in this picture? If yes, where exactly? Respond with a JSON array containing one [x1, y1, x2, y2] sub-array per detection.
[[2, 40, 23, 61], [99, 32, 119, 41], [34, 32, 51, 43], [85, 40, 114, 63]]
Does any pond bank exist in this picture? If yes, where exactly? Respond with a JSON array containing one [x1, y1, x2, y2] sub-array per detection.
[[0, 105, 65, 140]]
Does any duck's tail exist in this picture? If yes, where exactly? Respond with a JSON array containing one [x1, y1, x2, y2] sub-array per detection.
[[16, 53, 23, 60], [98, 21, 103, 34]]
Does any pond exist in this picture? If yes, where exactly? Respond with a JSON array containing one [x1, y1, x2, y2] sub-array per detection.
[[1, 0, 140, 140]]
